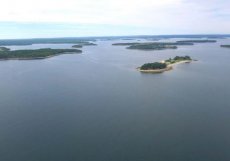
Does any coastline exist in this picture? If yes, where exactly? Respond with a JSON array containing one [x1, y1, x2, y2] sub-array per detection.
[[138, 66, 173, 73], [0, 52, 81, 61], [138, 60, 192, 73]]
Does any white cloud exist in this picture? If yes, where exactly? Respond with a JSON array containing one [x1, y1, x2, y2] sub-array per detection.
[[0, 0, 182, 24], [0, 0, 229, 34]]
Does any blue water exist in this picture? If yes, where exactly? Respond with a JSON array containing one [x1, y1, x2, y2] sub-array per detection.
[[0, 38, 230, 161]]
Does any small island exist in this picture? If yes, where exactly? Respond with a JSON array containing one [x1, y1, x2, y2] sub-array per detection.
[[220, 45, 230, 48], [0, 39, 96, 46], [0, 47, 82, 60], [112, 43, 141, 46], [72, 45, 83, 48], [138, 56, 193, 73], [112, 42, 194, 51], [177, 40, 217, 43], [72, 42, 97, 48], [127, 43, 178, 50]]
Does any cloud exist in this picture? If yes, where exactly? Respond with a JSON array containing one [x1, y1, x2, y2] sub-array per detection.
[[0, 0, 182, 24], [0, 0, 229, 37]]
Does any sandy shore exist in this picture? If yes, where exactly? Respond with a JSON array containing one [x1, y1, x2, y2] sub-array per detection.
[[138, 60, 192, 73]]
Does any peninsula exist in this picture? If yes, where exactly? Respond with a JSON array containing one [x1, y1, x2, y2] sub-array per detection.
[[0, 47, 82, 60], [138, 56, 193, 73]]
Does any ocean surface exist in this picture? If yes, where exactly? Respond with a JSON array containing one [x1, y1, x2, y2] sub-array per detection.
[[0, 38, 230, 161]]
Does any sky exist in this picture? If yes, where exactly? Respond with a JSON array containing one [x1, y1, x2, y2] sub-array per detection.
[[0, 0, 229, 39]]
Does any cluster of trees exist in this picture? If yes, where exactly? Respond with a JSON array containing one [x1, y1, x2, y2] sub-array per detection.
[[112, 43, 140, 46], [140, 62, 167, 70], [165, 56, 192, 64], [0, 38, 96, 46], [72, 42, 97, 48], [127, 44, 177, 50], [76, 42, 97, 46], [72, 45, 83, 48], [0, 48, 82, 59], [0, 47, 10, 51], [177, 40, 217, 43]]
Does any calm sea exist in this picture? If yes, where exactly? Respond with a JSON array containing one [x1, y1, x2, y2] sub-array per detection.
[[0, 38, 230, 161]]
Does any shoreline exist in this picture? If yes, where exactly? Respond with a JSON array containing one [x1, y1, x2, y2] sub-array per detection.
[[138, 60, 192, 73], [0, 52, 81, 61], [138, 66, 173, 73]]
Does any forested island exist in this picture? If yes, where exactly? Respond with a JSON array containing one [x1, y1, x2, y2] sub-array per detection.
[[128, 43, 178, 50], [112, 42, 194, 51], [177, 40, 217, 43], [76, 42, 97, 46], [72, 42, 97, 48], [72, 45, 83, 48], [0, 38, 96, 46], [0, 47, 82, 60], [112, 43, 141, 46], [220, 45, 230, 48], [138, 56, 193, 73]]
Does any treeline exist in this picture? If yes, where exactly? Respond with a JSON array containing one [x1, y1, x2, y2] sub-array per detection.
[[0, 38, 96, 46], [0, 48, 82, 59], [140, 62, 167, 70], [127, 44, 178, 50], [165, 56, 192, 64], [177, 40, 217, 43]]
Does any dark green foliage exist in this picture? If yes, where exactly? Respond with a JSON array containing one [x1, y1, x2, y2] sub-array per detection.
[[112, 43, 141, 46], [165, 56, 192, 64], [174, 56, 192, 60], [76, 42, 97, 46], [0, 47, 10, 51], [113, 42, 193, 47], [0, 48, 82, 59], [177, 40, 217, 43], [127, 44, 177, 50], [0, 38, 96, 46], [140, 62, 167, 70], [72, 45, 83, 48]]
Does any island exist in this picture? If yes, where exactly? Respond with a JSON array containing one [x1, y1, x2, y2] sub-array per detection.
[[112, 42, 194, 51], [138, 56, 193, 73], [112, 43, 141, 46], [0, 47, 82, 60], [127, 43, 178, 50], [220, 45, 230, 48], [72, 42, 97, 48], [72, 45, 83, 48], [177, 40, 217, 43], [0, 38, 96, 46], [76, 42, 97, 46]]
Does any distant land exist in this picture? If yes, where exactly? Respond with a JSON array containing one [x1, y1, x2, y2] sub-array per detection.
[[220, 45, 230, 48], [72, 42, 97, 48], [127, 43, 178, 50], [112, 40, 217, 51], [0, 48, 82, 60], [177, 40, 217, 43], [0, 34, 229, 46]]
